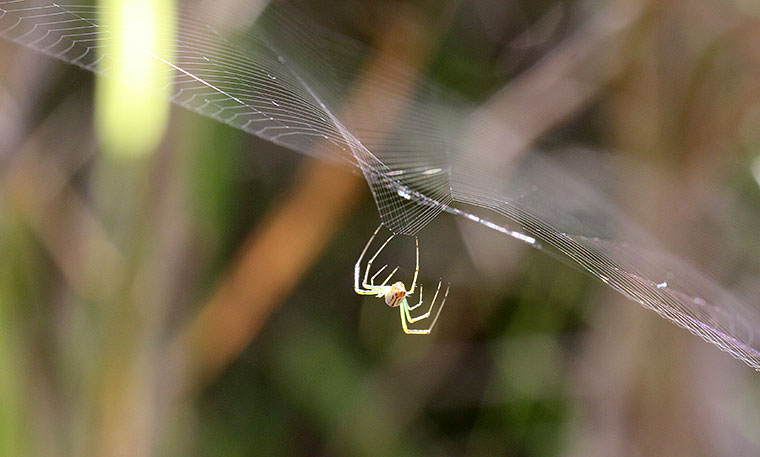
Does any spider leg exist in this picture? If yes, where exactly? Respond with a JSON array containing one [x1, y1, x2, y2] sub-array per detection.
[[400, 283, 450, 334], [408, 285, 423, 311], [363, 234, 395, 288], [355, 224, 383, 295], [407, 282, 441, 322], [400, 304, 431, 335], [378, 266, 400, 289], [355, 286, 378, 296], [406, 237, 420, 295], [370, 265, 388, 285]]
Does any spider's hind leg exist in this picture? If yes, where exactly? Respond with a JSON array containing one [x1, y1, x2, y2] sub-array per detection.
[[408, 284, 424, 311], [400, 282, 450, 334], [406, 282, 440, 323]]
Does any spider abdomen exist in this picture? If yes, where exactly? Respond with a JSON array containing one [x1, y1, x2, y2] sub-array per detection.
[[385, 282, 407, 307]]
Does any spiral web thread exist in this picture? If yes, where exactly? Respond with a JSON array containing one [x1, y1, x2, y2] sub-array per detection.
[[2, 0, 760, 369]]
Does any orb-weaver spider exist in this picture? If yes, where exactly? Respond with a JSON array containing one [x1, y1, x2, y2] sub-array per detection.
[[354, 224, 449, 334]]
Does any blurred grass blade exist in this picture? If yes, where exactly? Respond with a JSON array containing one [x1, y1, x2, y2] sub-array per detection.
[[95, 0, 175, 157]]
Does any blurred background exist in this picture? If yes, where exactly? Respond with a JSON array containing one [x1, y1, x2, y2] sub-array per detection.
[[2, 0, 760, 456]]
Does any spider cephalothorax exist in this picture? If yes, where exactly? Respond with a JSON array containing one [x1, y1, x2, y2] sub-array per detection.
[[354, 224, 449, 334]]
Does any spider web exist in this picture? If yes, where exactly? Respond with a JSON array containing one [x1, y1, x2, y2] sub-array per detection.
[[2, 0, 760, 370]]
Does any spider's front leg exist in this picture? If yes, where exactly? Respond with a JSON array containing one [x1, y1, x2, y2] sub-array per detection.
[[363, 234, 397, 289], [370, 264, 400, 289], [355, 224, 384, 295], [406, 237, 420, 295], [354, 258, 377, 296]]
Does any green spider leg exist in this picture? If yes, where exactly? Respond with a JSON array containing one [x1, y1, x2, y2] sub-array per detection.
[[399, 282, 450, 335]]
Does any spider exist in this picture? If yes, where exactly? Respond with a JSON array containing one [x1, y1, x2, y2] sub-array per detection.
[[354, 224, 449, 334]]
